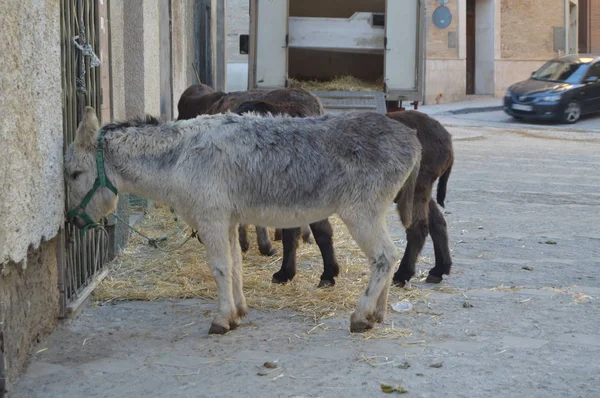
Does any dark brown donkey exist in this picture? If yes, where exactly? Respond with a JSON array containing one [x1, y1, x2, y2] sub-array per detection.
[[242, 105, 454, 288], [386, 110, 454, 287]]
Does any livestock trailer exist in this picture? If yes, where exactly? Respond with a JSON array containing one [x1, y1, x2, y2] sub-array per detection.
[[246, 0, 425, 111]]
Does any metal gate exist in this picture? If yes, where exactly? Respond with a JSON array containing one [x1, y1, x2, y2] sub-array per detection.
[[59, 0, 113, 317]]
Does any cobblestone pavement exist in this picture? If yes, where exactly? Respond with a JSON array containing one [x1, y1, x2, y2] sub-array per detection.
[[12, 125, 600, 398]]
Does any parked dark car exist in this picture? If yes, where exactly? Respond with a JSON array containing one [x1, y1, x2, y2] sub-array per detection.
[[504, 54, 600, 124]]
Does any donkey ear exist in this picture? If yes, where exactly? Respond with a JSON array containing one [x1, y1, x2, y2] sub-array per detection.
[[75, 106, 100, 150]]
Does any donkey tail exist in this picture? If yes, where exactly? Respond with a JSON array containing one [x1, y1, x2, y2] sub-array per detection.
[[396, 161, 420, 229], [436, 163, 453, 208]]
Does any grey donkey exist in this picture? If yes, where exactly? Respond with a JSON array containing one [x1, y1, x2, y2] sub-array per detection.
[[65, 107, 422, 334], [177, 84, 321, 256]]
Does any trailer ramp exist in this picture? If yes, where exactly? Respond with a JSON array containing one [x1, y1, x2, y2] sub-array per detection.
[[312, 90, 387, 115]]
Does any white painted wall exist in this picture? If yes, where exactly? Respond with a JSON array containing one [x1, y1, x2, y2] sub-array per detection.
[[226, 0, 249, 91], [474, 0, 495, 95], [385, 0, 417, 91], [254, 0, 288, 88]]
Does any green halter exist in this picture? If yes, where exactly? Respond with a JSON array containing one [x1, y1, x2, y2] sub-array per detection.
[[66, 129, 118, 235]]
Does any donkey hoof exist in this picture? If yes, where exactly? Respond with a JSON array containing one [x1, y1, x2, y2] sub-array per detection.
[[208, 323, 230, 335], [240, 243, 249, 252], [317, 279, 335, 288], [272, 271, 291, 284], [350, 313, 373, 333], [392, 279, 407, 288], [350, 319, 373, 333], [229, 318, 242, 330], [425, 274, 443, 284], [259, 247, 278, 257]]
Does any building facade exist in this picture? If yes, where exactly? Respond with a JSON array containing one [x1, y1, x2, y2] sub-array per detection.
[[226, 0, 579, 104], [426, 0, 576, 104]]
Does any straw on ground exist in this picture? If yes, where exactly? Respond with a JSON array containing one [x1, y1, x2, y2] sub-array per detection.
[[94, 203, 424, 329]]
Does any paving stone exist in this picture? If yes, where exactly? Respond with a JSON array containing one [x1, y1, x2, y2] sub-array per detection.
[[553, 334, 600, 347], [24, 362, 70, 378], [427, 340, 485, 353], [567, 286, 600, 296], [465, 289, 510, 298], [427, 292, 460, 301], [500, 336, 549, 349], [80, 357, 141, 374], [150, 354, 218, 369], [515, 289, 560, 298]]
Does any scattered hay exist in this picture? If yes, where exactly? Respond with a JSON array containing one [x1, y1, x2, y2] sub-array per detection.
[[357, 325, 412, 341], [288, 75, 383, 92], [95, 203, 421, 322]]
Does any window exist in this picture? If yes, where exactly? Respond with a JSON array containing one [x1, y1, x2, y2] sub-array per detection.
[[532, 61, 590, 84], [584, 62, 600, 80]]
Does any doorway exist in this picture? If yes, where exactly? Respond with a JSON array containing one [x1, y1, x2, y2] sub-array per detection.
[[466, 0, 475, 94], [466, 0, 495, 95]]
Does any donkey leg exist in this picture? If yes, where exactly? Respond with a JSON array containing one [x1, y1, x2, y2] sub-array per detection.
[[310, 219, 340, 288], [197, 223, 237, 335], [238, 224, 249, 252], [392, 218, 429, 287], [274, 228, 283, 241], [341, 213, 399, 333], [426, 200, 452, 283], [229, 224, 247, 329], [374, 281, 391, 323], [256, 226, 277, 256], [301, 225, 314, 244], [393, 187, 431, 287], [272, 227, 301, 284]]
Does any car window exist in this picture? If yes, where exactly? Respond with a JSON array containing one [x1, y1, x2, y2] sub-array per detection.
[[532, 61, 590, 83], [585, 63, 600, 80]]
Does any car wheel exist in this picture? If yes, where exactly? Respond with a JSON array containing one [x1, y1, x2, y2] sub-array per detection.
[[562, 101, 581, 124]]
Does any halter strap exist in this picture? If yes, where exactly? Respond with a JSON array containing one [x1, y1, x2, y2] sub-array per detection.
[[66, 129, 118, 236]]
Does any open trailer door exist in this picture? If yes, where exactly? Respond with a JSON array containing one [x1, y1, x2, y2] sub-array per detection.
[[384, 0, 424, 102], [248, 0, 289, 90]]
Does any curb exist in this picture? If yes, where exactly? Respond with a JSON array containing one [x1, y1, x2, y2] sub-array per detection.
[[445, 105, 504, 115]]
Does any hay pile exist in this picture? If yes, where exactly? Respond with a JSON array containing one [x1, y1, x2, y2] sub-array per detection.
[[288, 75, 384, 92], [94, 203, 423, 329]]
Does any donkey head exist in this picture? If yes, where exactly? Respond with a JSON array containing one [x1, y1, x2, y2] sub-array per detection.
[[64, 107, 118, 228]]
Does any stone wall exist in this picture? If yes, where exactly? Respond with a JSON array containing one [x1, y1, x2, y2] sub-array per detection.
[[501, 0, 564, 60], [426, 0, 460, 59], [424, 0, 464, 104], [0, 1, 63, 392], [425, 59, 467, 104], [0, 0, 64, 265], [1, 240, 60, 392]]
